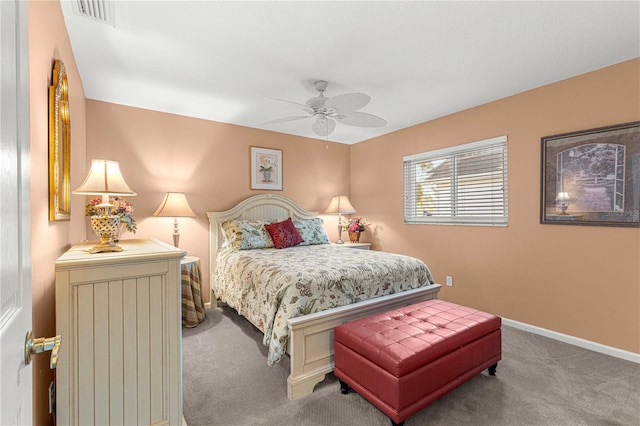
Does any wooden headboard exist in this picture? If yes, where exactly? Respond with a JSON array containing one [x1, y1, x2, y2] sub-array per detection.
[[206, 194, 319, 286]]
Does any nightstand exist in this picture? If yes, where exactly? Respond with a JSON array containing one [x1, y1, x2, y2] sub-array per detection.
[[331, 242, 371, 250]]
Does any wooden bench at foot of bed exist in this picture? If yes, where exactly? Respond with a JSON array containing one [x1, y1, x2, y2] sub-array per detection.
[[286, 284, 441, 400]]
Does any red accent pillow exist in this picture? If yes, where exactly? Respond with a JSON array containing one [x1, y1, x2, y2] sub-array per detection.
[[264, 218, 305, 249]]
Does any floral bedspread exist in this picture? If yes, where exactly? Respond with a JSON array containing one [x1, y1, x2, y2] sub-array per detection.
[[214, 244, 434, 364]]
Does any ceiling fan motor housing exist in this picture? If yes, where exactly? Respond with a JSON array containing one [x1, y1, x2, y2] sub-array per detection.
[[313, 80, 329, 92]]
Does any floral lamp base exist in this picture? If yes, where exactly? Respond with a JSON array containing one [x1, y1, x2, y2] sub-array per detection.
[[89, 215, 123, 253]]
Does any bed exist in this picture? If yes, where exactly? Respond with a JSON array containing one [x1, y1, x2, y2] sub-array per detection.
[[207, 194, 441, 399]]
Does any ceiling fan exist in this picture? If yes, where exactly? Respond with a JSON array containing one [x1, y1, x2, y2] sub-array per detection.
[[264, 80, 387, 137]]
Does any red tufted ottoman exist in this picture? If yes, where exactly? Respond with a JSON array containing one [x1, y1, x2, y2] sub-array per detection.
[[333, 299, 501, 426]]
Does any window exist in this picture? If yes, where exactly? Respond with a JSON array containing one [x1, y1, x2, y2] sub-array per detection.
[[404, 135, 508, 226]]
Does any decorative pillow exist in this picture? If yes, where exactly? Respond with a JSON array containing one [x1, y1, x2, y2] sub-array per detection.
[[264, 217, 305, 249], [221, 219, 274, 250], [292, 218, 330, 245]]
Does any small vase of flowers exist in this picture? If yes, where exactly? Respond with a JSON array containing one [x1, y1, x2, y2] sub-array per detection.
[[345, 217, 368, 243], [85, 196, 137, 242], [259, 166, 273, 182]]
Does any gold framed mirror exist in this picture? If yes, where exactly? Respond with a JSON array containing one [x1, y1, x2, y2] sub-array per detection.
[[49, 59, 71, 221]]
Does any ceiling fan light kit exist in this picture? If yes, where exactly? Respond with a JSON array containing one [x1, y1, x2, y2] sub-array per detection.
[[266, 80, 387, 137]]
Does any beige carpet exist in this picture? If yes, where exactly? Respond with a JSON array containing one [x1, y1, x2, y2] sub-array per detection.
[[182, 306, 640, 426]]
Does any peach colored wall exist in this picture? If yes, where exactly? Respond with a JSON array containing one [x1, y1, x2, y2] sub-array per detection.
[[351, 59, 640, 354], [28, 1, 88, 425], [27, 2, 636, 425], [85, 101, 351, 303]]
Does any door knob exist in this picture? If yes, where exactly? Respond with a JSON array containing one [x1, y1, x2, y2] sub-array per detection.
[[24, 331, 61, 369]]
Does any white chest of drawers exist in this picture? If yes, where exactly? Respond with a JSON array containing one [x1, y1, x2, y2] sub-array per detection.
[[55, 239, 184, 425]]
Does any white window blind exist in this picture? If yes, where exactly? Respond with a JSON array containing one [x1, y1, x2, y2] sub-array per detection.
[[404, 135, 508, 226]]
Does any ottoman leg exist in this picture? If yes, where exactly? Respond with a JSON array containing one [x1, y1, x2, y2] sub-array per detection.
[[488, 363, 498, 376], [338, 379, 350, 394], [391, 420, 404, 426]]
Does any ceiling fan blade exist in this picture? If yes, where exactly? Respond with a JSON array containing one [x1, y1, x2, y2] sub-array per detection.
[[262, 115, 310, 125], [269, 97, 314, 115], [338, 112, 387, 127], [311, 118, 336, 136], [269, 97, 309, 109], [325, 93, 370, 111]]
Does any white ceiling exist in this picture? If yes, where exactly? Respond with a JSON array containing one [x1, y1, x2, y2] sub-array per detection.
[[60, 1, 639, 144]]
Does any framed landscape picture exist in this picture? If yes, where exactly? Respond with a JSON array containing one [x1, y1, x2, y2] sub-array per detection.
[[540, 121, 640, 227], [250, 146, 282, 190]]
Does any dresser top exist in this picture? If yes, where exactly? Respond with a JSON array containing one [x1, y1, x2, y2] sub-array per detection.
[[56, 238, 185, 267]]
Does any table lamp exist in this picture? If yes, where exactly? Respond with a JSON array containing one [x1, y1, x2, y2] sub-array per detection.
[[556, 192, 570, 215], [153, 192, 196, 247], [73, 159, 137, 253], [324, 195, 356, 244]]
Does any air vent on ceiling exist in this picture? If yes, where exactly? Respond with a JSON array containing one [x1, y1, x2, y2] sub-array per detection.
[[72, 0, 115, 27]]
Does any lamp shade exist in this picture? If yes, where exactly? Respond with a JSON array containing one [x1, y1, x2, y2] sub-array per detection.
[[73, 159, 136, 196], [324, 195, 356, 214], [153, 192, 196, 217], [556, 192, 570, 202]]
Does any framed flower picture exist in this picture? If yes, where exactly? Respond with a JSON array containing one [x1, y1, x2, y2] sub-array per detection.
[[250, 146, 282, 190]]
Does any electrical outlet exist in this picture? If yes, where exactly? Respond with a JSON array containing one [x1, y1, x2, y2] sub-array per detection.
[[446, 276, 453, 287]]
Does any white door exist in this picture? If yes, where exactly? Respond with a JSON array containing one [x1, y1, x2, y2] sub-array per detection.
[[0, 1, 33, 425]]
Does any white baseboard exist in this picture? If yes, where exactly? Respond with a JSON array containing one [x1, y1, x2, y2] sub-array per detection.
[[502, 318, 640, 364], [197, 301, 639, 363]]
